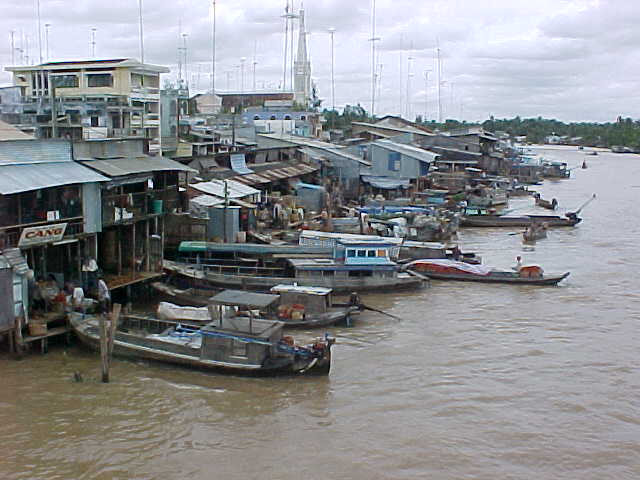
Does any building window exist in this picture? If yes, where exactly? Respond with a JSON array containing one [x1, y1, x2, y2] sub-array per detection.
[[284, 115, 291, 120], [91, 116, 99, 127], [300, 115, 306, 121], [377, 249, 386, 257], [87, 74, 113, 87], [388, 152, 401, 171], [52, 75, 79, 88], [253, 115, 260, 120]]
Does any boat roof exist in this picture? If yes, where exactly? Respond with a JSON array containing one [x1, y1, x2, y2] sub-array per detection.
[[209, 290, 280, 309], [178, 241, 331, 256], [271, 284, 332, 296], [300, 230, 404, 245], [201, 317, 283, 338]]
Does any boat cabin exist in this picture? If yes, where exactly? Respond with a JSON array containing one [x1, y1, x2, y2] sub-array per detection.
[[270, 284, 333, 314], [205, 290, 283, 366], [542, 161, 570, 178]]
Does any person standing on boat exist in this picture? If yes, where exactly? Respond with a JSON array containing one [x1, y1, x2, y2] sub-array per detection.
[[512, 256, 523, 271], [97, 276, 111, 314]]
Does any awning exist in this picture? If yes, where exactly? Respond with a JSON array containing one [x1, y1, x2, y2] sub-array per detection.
[[361, 175, 411, 190], [231, 163, 318, 185], [209, 289, 280, 309], [80, 155, 196, 177], [0, 162, 109, 194]]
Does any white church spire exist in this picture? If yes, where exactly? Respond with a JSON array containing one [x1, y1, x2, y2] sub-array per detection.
[[294, 8, 311, 107]]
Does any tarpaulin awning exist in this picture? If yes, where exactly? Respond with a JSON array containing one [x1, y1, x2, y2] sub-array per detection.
[[361, 175, 411, 190]]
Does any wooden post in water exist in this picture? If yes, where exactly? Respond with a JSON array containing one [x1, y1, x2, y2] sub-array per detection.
[[100, 303, 122, 383], [99, 314, 109, 383]]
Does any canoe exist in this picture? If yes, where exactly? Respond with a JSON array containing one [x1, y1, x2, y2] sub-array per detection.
[[70, 313, 334, 376], [461, 214, 580, 228], [405, 259, 570, 286]]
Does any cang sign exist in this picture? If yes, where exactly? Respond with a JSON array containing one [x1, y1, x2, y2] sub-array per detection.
[[18, 223, 68, 247]]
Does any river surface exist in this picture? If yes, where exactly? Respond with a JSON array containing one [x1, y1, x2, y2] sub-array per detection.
[[2, 146, 639, 479]]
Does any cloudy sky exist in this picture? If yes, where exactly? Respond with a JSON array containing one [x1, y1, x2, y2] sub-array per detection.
[[0, 0, 638, 123]]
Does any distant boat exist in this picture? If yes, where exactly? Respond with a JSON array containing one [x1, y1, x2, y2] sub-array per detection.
[[586, 151, 598, 156], [461, 213, 580, 228], [405, 259, 569, 286], [534, 193, 558, 210], [523, 223, 548, 242]]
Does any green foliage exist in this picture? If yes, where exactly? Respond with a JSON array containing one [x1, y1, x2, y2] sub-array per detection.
[[322, 104, 374, 129], [422, 116, 640, 149]]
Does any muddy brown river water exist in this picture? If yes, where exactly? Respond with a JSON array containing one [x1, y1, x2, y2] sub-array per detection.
[[1, 146, 639, 479]]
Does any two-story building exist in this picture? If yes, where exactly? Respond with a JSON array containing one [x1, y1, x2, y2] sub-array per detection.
[[73, 137, 194, 291], [2, 58, 169, 149], [0, 138, 108, 287]]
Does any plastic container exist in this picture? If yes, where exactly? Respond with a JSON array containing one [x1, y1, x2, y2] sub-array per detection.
[[151, 200, 163, 214]]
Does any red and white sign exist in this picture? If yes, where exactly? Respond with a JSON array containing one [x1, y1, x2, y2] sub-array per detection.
[[18, 223, 68, 247]]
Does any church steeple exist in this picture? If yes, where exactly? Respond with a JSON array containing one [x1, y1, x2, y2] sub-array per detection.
[[294, 8, 311, 107]]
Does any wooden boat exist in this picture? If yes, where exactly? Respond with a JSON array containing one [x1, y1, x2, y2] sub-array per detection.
[[534, 193, 558, 210], [69, 311, 335, 376], [166, 240, 425, 293], [461, 213, 580, 228], [523, 223, 548, 242], [152, 281, 216, 307], [586, 151, 598, 156], [155, 286, 361, 329], [405, 260, 570, 286]]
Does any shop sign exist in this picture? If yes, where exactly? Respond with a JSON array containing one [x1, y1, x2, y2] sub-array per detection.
[[18, 223, 68, 248]]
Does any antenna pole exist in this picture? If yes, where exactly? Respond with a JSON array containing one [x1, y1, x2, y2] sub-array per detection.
[[91, 28, 96, 58], [10, 30, 15, 65], [211, 0, 216, 94], [437, 43, 442, 123], [44, 24, 50, 61], [138, 0, 145, 63], [36, 0, 43, 64]]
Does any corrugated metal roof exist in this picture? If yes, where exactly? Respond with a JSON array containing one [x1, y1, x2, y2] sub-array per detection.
[[0, 120, 34, 141], [80, 156, 196, 176], [0, 140, 109, 194], [0, 139, 71, 165], [0, 162, 109, 194], [374, 140, 439, 163], [191, 179, 261, 198]]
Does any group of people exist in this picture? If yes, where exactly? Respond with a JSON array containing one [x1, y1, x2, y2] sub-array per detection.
[[28, 258, 112, 316]]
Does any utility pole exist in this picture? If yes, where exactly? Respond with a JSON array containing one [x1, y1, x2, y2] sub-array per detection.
[[182, 33, 189, 88], [44, 24, 50, 61], [36, 0, 43, 64], [240, 57, 246, 94], [211, 0, 216, 94], [424, 70, 431, 122], [90, 28, 97, 58], [252, 40, 257, 91], [437, 44, 442, 123], [328, 27, 336, 111], [10, 30, 15, 65], [138, 0, 145, 63], [369, 0, 380, 118]]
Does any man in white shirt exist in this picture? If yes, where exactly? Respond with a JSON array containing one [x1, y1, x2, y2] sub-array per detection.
[[97, 277, 111, 314]]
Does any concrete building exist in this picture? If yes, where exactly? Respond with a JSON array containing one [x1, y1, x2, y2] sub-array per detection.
[[2, 58, 169, 149]]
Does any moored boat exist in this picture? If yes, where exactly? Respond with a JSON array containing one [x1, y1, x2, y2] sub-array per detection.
[[404, 259, 569, 286], [461, 213, 580, 228], [70, 311, 335, 376], [522, 223, 548, 242], [534, 193, 558, 210]]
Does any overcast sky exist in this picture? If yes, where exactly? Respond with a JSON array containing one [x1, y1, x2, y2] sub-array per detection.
[[0, 0, 637, 123]]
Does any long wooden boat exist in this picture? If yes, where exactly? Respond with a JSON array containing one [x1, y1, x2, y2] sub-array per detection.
[[70, 313, 335, 376], [163, 260, 424, 293], [153, 284, 362, 329], [152, 281, 216, 307], [534, 195, 558, 210], [461, 213, 580, 228], [405, 260, 570, 286]]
